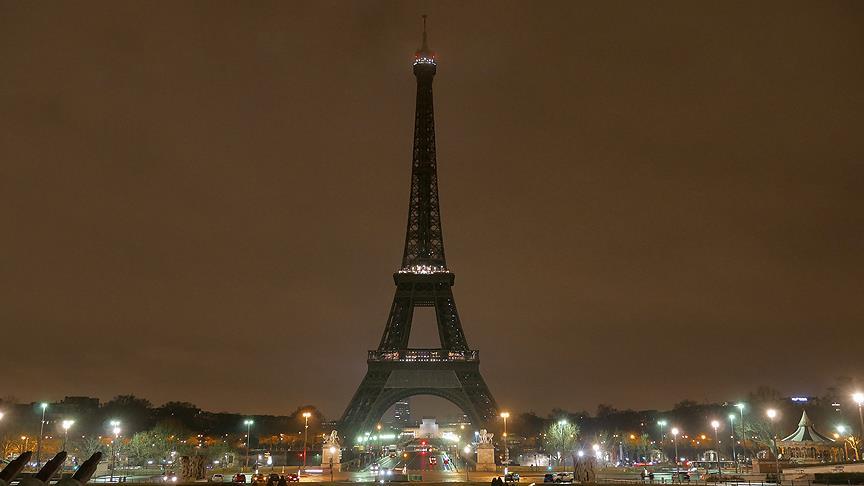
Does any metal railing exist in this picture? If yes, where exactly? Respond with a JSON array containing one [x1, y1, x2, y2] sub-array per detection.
[[368, 349, 479, 362]]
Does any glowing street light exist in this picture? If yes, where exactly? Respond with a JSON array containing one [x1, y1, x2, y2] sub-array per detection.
[[766, 409, 780, 482], [710, 421, 721, 478], [728, 414, 739, 473], [109, 420, 122, 481], [36, 402, 48, 468], [853, 392, 864, 454], [243, 419, 254, 471], [671, 428, 680, 476], [62, 420, 75, 450], [302, 412, 312, 472], [658, 420, 668, 442], [500, 412, 510, 464]]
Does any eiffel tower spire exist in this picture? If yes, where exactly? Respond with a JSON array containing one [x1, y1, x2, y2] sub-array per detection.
[[402, 14, 445, 273]]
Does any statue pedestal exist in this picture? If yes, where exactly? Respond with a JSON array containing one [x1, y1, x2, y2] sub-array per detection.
[[476, 443, 497, 472], [322, 446, 341, 472]]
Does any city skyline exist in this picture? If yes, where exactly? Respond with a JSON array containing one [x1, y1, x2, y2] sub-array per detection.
[[2, 1, 862, 418]]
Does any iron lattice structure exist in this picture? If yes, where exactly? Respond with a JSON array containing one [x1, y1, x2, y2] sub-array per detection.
[[339, 23, 498, 443]]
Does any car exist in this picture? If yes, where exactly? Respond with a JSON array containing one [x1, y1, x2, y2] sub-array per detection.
[[266, 473, 281, 485], [211, 474, 225, 482], [232, 474, 247, 484], [429, 457, 437, 465], [284, 474, 300, 482], [389, 452, 397, 458], [162, 472, 178, 482], [553, 472, 573, 483], [505, 472, 521, 482], [371, 463, 380, 472], [250, 473, 266, 485]]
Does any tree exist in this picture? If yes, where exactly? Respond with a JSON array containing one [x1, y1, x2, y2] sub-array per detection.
[[544, 420, 579, 464], [673, 400, 698, 410], [69, 436, 108, 459], [102, 395, 154, 433], [743, 417, 777, 454]]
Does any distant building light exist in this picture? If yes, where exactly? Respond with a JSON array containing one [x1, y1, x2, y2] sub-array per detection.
[[790, 397, 809, 402]]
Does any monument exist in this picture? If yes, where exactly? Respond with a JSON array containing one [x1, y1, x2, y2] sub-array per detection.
[[475, 429, 497, 472], [321, 430, 342, 473], [338, 17, 499, 443]]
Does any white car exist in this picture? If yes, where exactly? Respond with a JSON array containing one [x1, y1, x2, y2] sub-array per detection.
[[554, 472, 574, 483], [211, 474, 225, 482]]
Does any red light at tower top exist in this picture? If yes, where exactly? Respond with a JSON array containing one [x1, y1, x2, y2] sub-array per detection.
[[414, 14, 436, 65]]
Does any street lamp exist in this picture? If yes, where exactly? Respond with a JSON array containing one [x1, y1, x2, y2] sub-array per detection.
[[500, 412, 510, 464], [328, 446, 336, 482], [463, 445, 471, 481], [376, 423, 382, 455], [853, 393, 864, 456], [728, 414, 738, 473], [302, 412, 312, 472], [36, 403, 48, 468], [658, 420, 667, 443], [244, 419, 254, 471], [557, 420, 568, 471], [110, 420, 121, 481], [766, 409, 781, 482], [837, 426, 850, 461], [671, 428, 680, 479], [710, 420, 721, 478], [59, 420, 74, 476], [735, 404, 746, 455], [62, 420, 75, 451]]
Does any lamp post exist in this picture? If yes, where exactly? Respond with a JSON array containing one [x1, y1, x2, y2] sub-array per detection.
[[463, 445, 471, 481], [58, 420, 74, 480], [711, 420, 722, 478], [557, 420, 568, 471], [658, 420, 667, 444], [671, 428, 680, 480], [853, 393, 864, 459], [62, 420, 75, 451], [21, 436, 29, 455], [767, 409, 781, 484], [500, 412, 510, 464], [728, 414, 738, 473], [736, 403, 746, 459], [328, 446, 335, 482], [244, 419, 254, 471], [36, 403, 48, 468], [836, 427, 849, 462], [302, 412, 311, 472], [377, 423, 382, 455], [110, 421, 121, 482]]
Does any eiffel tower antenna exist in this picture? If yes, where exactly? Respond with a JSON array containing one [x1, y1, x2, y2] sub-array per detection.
[[421, 14, 428, 51]]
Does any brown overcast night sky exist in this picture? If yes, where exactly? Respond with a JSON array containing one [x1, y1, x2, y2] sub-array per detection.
[[1, 1, 863, 418]]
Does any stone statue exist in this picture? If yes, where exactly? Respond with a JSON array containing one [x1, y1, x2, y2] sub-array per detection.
[[478, 429, 494, 444], [1, 451, 102, 486], [324, 430, 340, 447]]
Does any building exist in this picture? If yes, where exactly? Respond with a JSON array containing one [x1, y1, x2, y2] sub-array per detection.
[[393, 400, 411, 426]]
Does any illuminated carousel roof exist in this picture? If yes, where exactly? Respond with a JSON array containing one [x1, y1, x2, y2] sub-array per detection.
[[780, 410, 835, 444]]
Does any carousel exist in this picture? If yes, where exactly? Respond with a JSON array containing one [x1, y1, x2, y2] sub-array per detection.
[[776, 410, 842, 463]]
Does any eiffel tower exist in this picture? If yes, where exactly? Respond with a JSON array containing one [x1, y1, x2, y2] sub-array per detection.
[[339, 19, 498, 443]]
